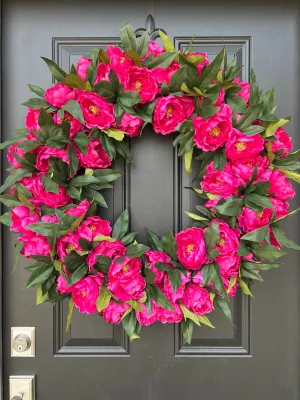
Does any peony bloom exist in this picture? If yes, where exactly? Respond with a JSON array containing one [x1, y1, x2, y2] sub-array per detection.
[[72, 275, 103, 314], [175, 227, 207, 270], [28, 174, 71, 208], [76, 140, 111, 169], [208, 219, 240, 256], [41, 215, 58, 223], [143, 41, 164, 59], [268, 169, 295, 201], [87, 240, 126, 270], [157, 302, 183, 324], [193, 104, 233, 151], [152, 61, 180, 84], [144, 250, 171, 287], [108, 257, 146, 302], [44, 83, 75, 108], [135, 301, 158, 326], [76, 56, 92, 80], [181, 284, 213, 315], [124, 66, 158, 104], [10, 206, 39, 233], [18, 231, 52, 258], [65, 199, 90, 218], [231, 155, 269, 183], [25, 109, 40, 136], [226, 129, 264, 161], [270, 197, 289, 219], [186, 51, 210, 74], [56, 275, 73, 295], [76, 216, 111, 242], [36, 146, 69, 172], [217, 255, 241, 279], [107, 45, 134, 74], [268, 127, 292, 158], [101, 301, 130, 324], [94, 63, 111, 84], [7, 142, 26, 168], [163, 272, 190, 303], [238, 206, 273, 233], [233, 78, 251, 104], [77, 92, 115, 129], [201, 162, 239, 197], [153, 95, 194, 135], [57, 232, 83, 262], [118, 113, 143, 137], [53, 112, 84, 138]]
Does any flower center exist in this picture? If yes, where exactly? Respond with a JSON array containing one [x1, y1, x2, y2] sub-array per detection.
[[90, 225, 96, 231], [256, 212, 264, 218], [81, 291, 87, 298], [68, 244, 76, 250], [89, 105, 99, 115], [120, 56, 125, 63], [166, 106, 173, 117], [186, 244, 195, 254], [135, 81, 142, 91], [122, 264, 129, 272], [217, 238, 226, 247], [65, 115, 72, 121], [235, 142, 247, 151], [210, 126, 220, 136]]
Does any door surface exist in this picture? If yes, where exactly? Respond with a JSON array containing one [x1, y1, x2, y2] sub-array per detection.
[[1, 0, 300, 399]]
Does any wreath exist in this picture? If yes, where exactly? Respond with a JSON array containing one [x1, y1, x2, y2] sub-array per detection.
[[1, 23, 299, 345]]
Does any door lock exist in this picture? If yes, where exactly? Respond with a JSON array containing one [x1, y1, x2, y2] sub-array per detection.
[[11, 327, 35, 357], [13, 334, 31, 353]]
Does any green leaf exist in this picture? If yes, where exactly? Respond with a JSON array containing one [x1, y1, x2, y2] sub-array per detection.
[[162, 230, 177, 261], [82, 188, 107, 208], [102, 128, 125, 141], [99, 133, 116, 160], [226, 95, 246, 114], [122, 310, 137, 337], [272, 224, 300, 250], [197, 48, 225, 88], [204, 222, 220, 252], [242, 260, 281, 271], [115, 140, 135, 165], [118, 91, 141, 107], [240, 267, 263, 282], [67, 264, 88, 285], [26, 222, 59, 237], [98, 49, 110, 64], [121, 232, 138, 246], [61, 100, 85, 125], [265, 118, 289, 138], [180, 304, 200, 326], [145, 228, 163, 252], [159, 29, 175, 51], [66, 298, 74, 332], [28, 84, 45, 98], [238, 104, 262, 130], [41, 174, 59, 194], [96, 286, 112, 313], [112, 209, 129, 239], [0, 212, 12, 226], [0, 169, 32, 194], [13, 242, 24, 272], [216, 197, 244, 216], [0, 194, 21, 208], [25, 264, 53, 288], [148, 284, 174, 311], [69, 175, 101, 187], [167, 269, 182, 292], [127, 300, 143, 311], [137, 30, 149, 57], [198, 315, 215, 328], [241, 225, 269, 242], [74, 132, 89, 154], [16, 140, 40, 152], [147, 52, 178, 69], [126, 244, 149, 257], [246, 193, 273, 209], [249, 242, 286, 260], [68, 145, 79, 178], [181, 319, 194, 345], [0, 137, 24, 150], [41, 57, 67, 82], [242, 125, 265, 135], [94, 81, 116, 103], [210, 262, 227, 298], [184, 211, 208, 221], [22, 98, 49, 110], [36, 285, 48, 305], [64, 74, 85, 89], [214, 296, 232, 322], [120, 23, 137, 52], [184, 148, 193, 173], [239, 279, 254, 297]]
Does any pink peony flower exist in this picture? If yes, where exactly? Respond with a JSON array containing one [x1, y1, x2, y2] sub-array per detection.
[[118, 113, 143, 137], [76, 216, 111, 242], [76, 140, 111, 169], [87, 240, 126, 270], [107, 46, 133, 74], [153, 95, 194, 135], [201, 162, 239, 196], [10, 206, 39, 233], [186, 52, 209, 74], [181, 284, 213, 315], [56, 275, 73, 294], [214, 88, 225, 106], [233, 78, 251, 104], [157, 302, 183, 324], [53, 112, 84, 138], [144, 250, 171, 287], [231, 155, 270, 183], [101, 301, 130, 324], [76, 56, 92, 80], [193, 104, 233, 151], [152, 61, 180, 84], [268, 127, 292, 158], [270, 197, 289, 219], [25, 109, 40, 136], [77, 92, 115, 129], [238, 206, 273, 233], [7, 142, 25, 168], [94, 63, 111, 84], [36, 146, 69, 172], [217, 255, 241, 279], [135, 301, 158, 326], [72, 275, 103, 314], [44, 83, 75, 108], [124, 66, 158, 104], [143, 41, 164, 59], [65, 199, 90, 218], [108, 257, 146, 302], [18, 231, 52, 257], [163, 272, 190, 303], [30, 174, 71, 208], [209, 219, 240, 256], [226, 129, 264, 160], [41, 215, 58, 223], [57, 232, 83, 262], [268, 169, 295, 200], [175, 227, 207, 270]]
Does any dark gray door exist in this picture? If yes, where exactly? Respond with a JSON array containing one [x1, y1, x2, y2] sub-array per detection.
[[2, 0, 300, 399]]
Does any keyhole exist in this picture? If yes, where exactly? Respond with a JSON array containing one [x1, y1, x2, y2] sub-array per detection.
[[17, 344, 23, 351]]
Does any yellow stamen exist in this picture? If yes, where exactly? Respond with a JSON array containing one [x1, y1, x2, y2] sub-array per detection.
[[186, 244, 195, 254], [122, 264, 129, 272], [68, 244, 76, 250], [210, 126, 220, 136], [90, 225, 96, 231], [235, 142, 247, 151], [89, 105, 99, 115], [166, 106, 173, 117], [217, 238, 226, 247], [135, 81, 142, 91], [120, 56, 125, 63], [81, 291, 87, 298], [256, 212, 264, 218]]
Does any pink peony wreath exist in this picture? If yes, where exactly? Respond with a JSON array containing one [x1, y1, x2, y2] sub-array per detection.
[[1, 23, 299, 344]]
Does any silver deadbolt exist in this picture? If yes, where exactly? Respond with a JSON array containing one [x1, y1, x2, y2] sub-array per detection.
[[13, 334, 31, 353]]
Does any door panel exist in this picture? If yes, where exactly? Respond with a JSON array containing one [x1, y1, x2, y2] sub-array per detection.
[[2, 0, 300, 399]]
